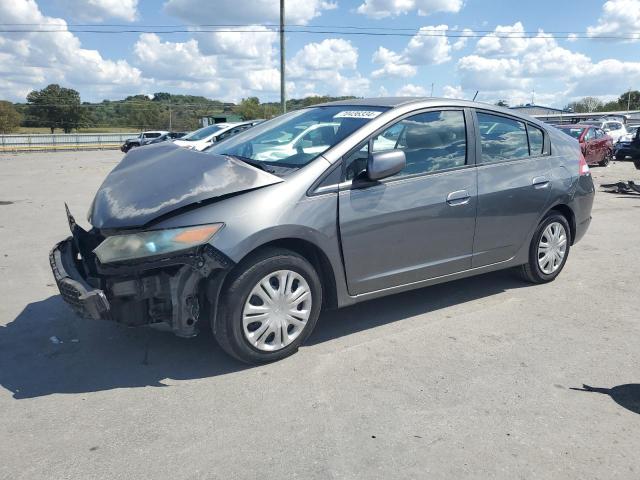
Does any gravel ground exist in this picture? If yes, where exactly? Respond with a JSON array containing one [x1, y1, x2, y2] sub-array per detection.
[[0, 151, 639, 480]]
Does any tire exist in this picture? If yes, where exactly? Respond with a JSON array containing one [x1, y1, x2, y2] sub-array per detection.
[[519, 212, 571, 284], [615, 154, 624, 161], [213, 248, 323, 364], [599, 149, 612, 167]]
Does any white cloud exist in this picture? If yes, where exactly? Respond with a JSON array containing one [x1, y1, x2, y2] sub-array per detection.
[[132, 30, 281, 100], [198, 25, 277, 59], [455, 22, 636, 104], [569, 59, 640, 96], [457, 55, 526, 91], [442, 84, 464, 99], [357, 0, 463, 19], [287, 39, 370, 97], [396, 84, 428, 96], [164, 0, 336, 25], [0, 0, 141, 101], [587, 0, 640, 40], [371, 47, 417, 78], [452, 28, 473, 50], [372, 25, 452, 78], [289, 38, 358, 75], [64, 0, 139, 22], [134, 34, 217, 82]]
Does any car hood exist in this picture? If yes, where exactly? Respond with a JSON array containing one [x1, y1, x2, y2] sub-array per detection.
[[89, 142, 283, 230]]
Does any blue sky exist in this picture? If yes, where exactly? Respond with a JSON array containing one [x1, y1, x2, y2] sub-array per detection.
[[1, 0, 639, 106]]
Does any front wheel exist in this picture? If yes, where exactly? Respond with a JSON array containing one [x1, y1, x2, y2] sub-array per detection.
[[519, 213, 571, 284], [213, 248, 323, 364], [599, 149, 612, 167]]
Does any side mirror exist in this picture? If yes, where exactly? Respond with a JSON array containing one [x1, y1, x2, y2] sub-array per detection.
[[367, 149, 406, 181]]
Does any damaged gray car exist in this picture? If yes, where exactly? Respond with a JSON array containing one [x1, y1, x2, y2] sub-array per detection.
[[50, 98, 595, 364]]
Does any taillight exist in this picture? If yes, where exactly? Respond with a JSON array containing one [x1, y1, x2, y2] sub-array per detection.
[[578, 152, 590, 176]]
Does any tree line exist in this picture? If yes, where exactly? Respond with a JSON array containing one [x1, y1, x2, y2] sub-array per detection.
[[0, 83, 355, 134], [2, 83, 638, 134]]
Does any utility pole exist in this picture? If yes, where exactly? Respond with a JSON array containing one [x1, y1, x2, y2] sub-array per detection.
[[628, 87, 632, 113], [280, 0, 286, 114], [168, 104, 172, 131], [430, 83, 434, 97]]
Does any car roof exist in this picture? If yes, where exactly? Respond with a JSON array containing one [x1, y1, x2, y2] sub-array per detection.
[[313, 96, 515, 110], [311, 97, 552, 130]]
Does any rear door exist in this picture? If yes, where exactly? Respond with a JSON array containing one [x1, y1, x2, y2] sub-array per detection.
[[338, 108, 477, 295], [582, 128, 598, 164], [472, 111, 551, 267]]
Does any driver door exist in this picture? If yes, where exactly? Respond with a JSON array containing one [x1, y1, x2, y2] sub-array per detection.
[[338, 109, 477, 295]]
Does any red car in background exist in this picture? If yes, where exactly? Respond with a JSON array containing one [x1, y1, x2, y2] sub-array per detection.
[[556, 124, 613, 166]]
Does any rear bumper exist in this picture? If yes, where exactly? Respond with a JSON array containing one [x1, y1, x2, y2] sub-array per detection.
[[570, 174, 595, 245], [49, 234, 234, 337]]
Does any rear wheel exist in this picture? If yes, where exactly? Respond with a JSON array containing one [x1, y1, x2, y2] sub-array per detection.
[[213, 248, 322, 364], [519, 212, 571, 284]]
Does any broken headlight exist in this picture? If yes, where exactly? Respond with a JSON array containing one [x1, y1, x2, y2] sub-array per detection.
[[93, 224, 224, 263]]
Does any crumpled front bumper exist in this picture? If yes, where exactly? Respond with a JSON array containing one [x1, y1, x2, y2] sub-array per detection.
[[49, 232, 234, 337], [50, 239, 111, 321]]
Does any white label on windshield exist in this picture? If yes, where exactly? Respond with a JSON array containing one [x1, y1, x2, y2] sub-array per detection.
[[334, 110, 381, 119]]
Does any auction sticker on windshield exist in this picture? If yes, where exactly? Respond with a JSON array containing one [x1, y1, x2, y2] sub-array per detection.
[[334, 111, 382, 119]]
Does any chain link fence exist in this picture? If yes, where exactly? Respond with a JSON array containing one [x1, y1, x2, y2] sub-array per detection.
[[0, 133, 139, 153]]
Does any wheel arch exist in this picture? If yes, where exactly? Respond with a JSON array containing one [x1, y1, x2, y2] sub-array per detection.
[[206, 236, 339, 328], [546, 203, 576, 245]]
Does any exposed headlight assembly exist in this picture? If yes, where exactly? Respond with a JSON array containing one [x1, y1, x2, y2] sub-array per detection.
[[93, 224, 224, 263]]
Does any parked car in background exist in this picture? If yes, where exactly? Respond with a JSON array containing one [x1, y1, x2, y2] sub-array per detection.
[[616, 125, 639, 144], [174, 120, 263, 151], [143, 131, 189, 146], [50, 98, 594, 364], [615, 126, 640, 161], [120, 130, 169, 153], [556, 124, 613, 166], [580, 119, 627, 143], [120, 131, 169, 153], [252, 122, 340, 161]]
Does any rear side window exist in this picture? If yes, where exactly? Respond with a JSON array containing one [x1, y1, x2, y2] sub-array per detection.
[[477, 112, 529, 163], [528, 124, 544, 156]]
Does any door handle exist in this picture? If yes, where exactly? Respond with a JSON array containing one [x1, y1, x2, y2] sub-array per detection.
[[532, 176, 550, 189], [447, 190, 471, 206]]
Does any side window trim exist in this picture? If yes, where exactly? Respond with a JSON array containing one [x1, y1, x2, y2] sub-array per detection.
[[340, 106, 472, 185]]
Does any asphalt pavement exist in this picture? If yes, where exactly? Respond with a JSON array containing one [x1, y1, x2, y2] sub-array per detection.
[[0, 151, 639, 479]]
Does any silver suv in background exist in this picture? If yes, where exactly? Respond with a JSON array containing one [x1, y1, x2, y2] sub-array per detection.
[[50, 98, 595, 364], [120, 131, 169, 153]]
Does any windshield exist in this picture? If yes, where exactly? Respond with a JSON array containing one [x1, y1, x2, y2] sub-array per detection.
[[205, 106, 389, 169], [559, 127, 585, 139], [581, 121, 603, 127], [182, 124, 226, 141]]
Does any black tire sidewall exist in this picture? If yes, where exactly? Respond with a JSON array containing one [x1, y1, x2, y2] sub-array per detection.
[[220, 251, 323, 363], [528, 213, 571, 283]]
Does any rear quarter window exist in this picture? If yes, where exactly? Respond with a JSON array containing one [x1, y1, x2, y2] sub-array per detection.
[[527, 124, 545, 156]]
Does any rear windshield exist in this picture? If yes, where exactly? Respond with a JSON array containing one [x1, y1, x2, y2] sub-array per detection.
[[559, 127, 585, 139], [206, 106, 389, 170]]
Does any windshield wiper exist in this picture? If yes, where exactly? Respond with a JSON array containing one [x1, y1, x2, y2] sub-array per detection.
[[226, 155, 275, 173]]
